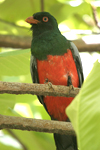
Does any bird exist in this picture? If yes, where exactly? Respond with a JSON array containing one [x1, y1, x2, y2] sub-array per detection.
[[25, 12, 84, 150]]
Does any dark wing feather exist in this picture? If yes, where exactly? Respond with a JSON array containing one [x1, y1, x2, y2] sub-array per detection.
[[30, 55, 44, 105], [70, 42, 84, 87], [30, 55, 49, 113]]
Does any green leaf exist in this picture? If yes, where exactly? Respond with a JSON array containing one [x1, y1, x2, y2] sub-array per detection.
[[0, 94, 15, 115], [0, 143, 21, 150], [2, 128, 54, 150], [66, 61, 100, 150], [0, 49, 30, 76], [0, 0, 95, 36]]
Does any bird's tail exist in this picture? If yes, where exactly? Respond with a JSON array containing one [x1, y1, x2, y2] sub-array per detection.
[[53, 117, 77, 150], [54, 133, 77, 150]]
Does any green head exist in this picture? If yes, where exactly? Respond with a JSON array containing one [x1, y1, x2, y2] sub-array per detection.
[[25, 12, 59, 37], [25, 12, 69, 60]]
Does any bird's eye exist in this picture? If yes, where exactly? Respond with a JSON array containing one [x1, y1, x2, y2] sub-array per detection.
[[43, 16, 49, 22]]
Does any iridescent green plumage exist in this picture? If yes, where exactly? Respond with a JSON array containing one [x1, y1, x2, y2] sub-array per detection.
[[31, 12, 70, 60]]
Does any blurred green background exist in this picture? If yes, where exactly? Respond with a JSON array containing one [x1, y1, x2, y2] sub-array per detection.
[[0, 0, 100, 150]]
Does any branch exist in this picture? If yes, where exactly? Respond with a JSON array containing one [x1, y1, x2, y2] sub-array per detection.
[[0, 114, 75, 135], [91, 5, 100, 29], [73, 38, 100, 52], [0, 81, 79, 97], [41, 0, 44, 12], [0, 82, 77, 135], [0, 35, 31, 49], [0, 34, 100, 52]]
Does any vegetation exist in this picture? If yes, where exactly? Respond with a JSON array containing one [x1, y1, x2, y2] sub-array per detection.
[[0, 0, 100, 150]]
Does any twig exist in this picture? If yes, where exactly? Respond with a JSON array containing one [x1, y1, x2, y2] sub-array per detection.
[[0, 34, 100, 52], [0, 35, 31, 49], [6, 129, 28, 150], [0, 114, 75, 135], [0, 81, 79, 97], [73, 38, 100, 52], [91, 4, 100, 29], [41, 0, 44, 12]]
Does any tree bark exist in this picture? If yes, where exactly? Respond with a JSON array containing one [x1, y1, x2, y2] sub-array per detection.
[[0, 114, 75, 135], [0, 81, 80, 97], [0, 35, 31, 49], [0, 34, 100, 52]]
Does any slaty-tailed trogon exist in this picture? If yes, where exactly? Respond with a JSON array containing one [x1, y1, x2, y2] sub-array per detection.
[[25, 12, 84, 150]]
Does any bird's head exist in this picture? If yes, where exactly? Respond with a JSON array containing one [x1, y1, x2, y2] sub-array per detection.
[[25, 12, 59, 36]]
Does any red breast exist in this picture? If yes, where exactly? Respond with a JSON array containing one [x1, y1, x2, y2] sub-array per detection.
[[37, 49, 79, 121]]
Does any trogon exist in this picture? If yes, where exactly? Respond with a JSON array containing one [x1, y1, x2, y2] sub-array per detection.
[[25, 12, 84, 150]]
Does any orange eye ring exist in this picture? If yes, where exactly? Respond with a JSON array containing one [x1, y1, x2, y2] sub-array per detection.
[[43, 16, 49, 22]]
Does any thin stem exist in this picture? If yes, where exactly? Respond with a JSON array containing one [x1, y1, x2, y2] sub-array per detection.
[[41, 0, 44, 12], [6, 129, 28, 150], [91, 4, 100, 29]]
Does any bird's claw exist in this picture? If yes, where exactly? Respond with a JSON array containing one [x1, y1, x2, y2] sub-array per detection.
[[69, 85, 74, 91], [47, 82, 54, 90], [69, 85, 74, 95], [44, 78, 49, 84], [44, 79, 54, 90]]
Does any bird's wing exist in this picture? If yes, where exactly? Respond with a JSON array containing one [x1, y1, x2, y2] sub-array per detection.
[[30, 55, 44, 105], [70, 41, 84, 87]]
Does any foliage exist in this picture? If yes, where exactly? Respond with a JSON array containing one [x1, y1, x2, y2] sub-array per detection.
[[0, 0, 100, 150], [67, 61, 100, 150], [0, 0, 100, 36]]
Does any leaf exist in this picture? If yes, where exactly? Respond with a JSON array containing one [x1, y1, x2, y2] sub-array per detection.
[[0, 143, 21, 150], [0, 21, 31, 36], [66, 61, 100, 150], [0, 49, 30, 76], [0, 0, 96, 36], [0, 94, 15, 115], [2, 128, 54, 150]]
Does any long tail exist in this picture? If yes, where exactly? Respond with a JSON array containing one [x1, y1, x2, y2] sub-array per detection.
[[54, 133, 77, 150], [53, 119, 78, 150]]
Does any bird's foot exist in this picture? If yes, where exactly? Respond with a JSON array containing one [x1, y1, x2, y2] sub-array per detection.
[[47, 82, 53, 90], [44, 79, 54, 90], [44, 78, 49, 83], [69, 85, 74, 95], [69, 85, 74, 91]]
